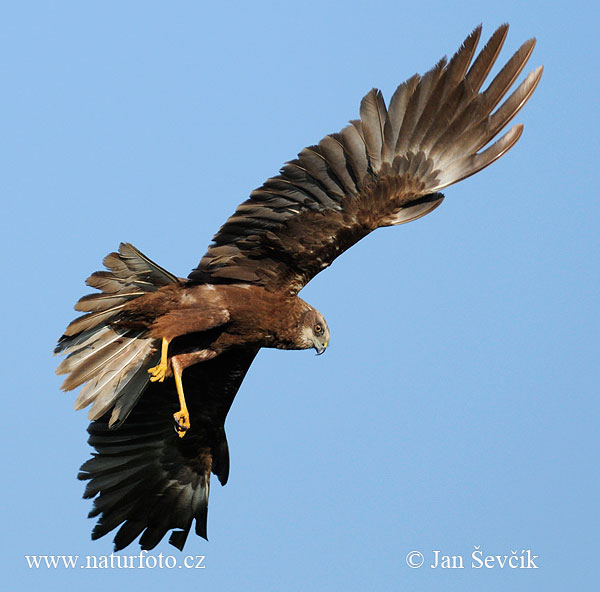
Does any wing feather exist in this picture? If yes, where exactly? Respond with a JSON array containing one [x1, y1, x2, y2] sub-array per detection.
[[360, 88, 388, 171], [382, 74, 419, 164], [394, 57, 447, 156]]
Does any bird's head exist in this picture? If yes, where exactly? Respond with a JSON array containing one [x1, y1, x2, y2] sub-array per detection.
[[299, 308, 330, 355]]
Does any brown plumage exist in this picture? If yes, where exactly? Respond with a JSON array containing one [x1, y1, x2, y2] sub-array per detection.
[[56, 24, 542, 550]]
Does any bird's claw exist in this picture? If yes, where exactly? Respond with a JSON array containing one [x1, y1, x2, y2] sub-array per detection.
[[148, 361, 168, 382], [173, 410, 190, 438]]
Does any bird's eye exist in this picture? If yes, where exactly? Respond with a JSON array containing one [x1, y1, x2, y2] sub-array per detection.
[[315, 323, 323, 335]]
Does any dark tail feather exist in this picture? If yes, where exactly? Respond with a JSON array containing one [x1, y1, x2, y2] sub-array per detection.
[[56, 243, 179, 427]]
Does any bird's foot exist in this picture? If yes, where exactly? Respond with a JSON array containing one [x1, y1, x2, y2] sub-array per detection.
[[173, 409, 191, 438], [148, 360, 168, 382], [148, 337, 170, 382]]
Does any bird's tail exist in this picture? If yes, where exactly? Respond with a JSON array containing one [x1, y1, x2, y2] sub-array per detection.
[[55, 243, 180, 428]]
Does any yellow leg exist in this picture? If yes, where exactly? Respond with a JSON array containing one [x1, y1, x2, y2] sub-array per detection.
[[148, 337, 170, 382], [172, 362, 191, 438]]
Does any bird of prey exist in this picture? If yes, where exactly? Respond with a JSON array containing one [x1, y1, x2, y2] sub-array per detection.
[[55, 24, 542, 551]]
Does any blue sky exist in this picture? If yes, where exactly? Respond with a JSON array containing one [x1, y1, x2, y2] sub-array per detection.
[[1, 1, 598, 590]]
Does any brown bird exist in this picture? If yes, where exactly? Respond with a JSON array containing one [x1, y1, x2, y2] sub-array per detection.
[[55, 24, 542, 551]]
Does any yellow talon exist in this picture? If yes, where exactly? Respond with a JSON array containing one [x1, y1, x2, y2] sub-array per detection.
[[148, 337, 170, 383], [173, 409, 191, 437], [148, 364, 167, 382]]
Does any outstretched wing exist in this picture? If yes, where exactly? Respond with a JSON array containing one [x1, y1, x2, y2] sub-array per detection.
[[189, 25, 542, 294], [79, 347, 259, 551]]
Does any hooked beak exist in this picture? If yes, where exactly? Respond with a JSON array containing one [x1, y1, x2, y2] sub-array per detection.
[[315, 341, 328, 356]]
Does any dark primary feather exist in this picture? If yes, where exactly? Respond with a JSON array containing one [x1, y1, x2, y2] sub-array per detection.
[[79, 347, 259, 551], [189, 24, 542, 294]]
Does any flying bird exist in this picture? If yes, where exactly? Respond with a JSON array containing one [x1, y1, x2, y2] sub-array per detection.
[[56, 24, 542, 551]]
